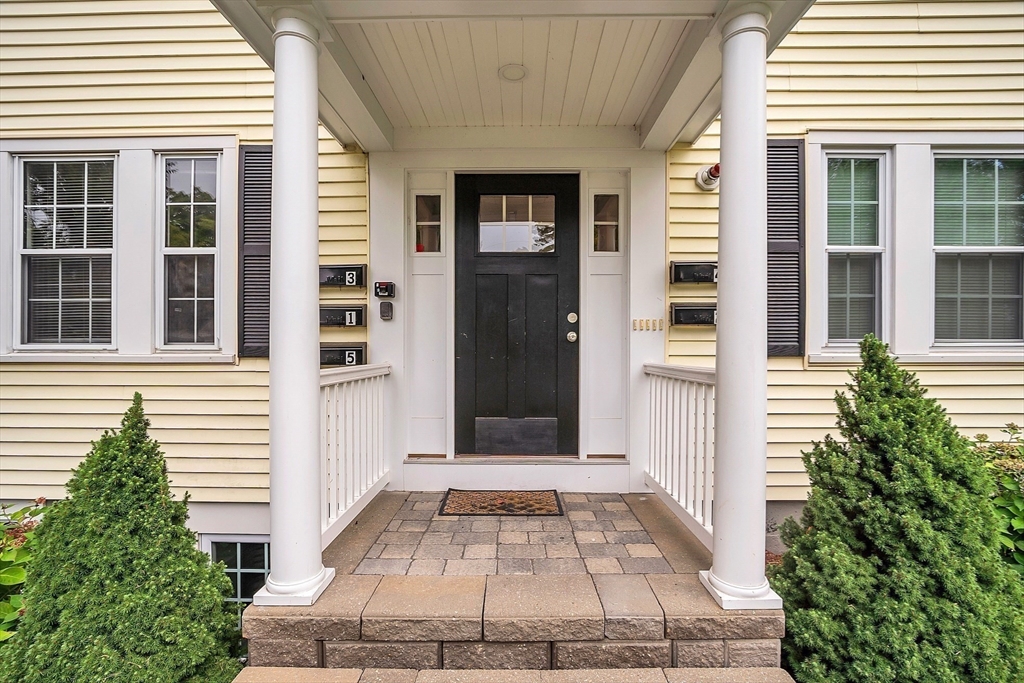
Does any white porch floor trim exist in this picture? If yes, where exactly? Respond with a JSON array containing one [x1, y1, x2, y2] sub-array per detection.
[[402, 459, 631, 493], [644, 473, 713, 551], [321, 475, 390, 549]]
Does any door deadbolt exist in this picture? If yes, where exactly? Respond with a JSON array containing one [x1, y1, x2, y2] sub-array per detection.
[[566, 331, 578, 342], [567, 312, 578, 323]]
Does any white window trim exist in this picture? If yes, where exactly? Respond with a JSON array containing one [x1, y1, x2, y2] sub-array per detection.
[[0, 137, 238, 363], [13, 154, 119, 351], [198, 533, 270, 556], [155, 153, 223, 351], [806, 131, 1024, 365]]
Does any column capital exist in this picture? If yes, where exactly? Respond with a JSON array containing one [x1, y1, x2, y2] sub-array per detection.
[[271, 7, 320, 46], [720, 3, 771, 43]]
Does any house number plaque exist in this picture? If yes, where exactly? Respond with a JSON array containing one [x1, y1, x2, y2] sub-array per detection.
[[319, 264, 367, 288], [320, 305, 367, 327], [320, 344, 367, 367], [670, 303, 717, 326]]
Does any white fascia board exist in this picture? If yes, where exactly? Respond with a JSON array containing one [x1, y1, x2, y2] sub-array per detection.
[[211, 0, 392, 152], [314, 0, 718, 22], [641, 0, 814, 150]]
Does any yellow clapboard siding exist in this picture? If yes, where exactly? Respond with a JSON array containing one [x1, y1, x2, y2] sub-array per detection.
[[668, 2, 1024, 500], [0, 1, 368, 495]]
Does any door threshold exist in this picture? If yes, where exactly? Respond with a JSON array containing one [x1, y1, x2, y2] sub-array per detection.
[[403, 455, 628, 465]]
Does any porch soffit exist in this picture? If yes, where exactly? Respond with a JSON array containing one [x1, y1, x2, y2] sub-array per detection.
[[212, 1, 814, 153]]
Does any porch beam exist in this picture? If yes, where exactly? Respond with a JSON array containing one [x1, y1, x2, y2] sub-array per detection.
[[698, 3, 782, 611], [212, 0, 394, 152], [313, 0, 718, 22], [640, 0, 814, 150], [253, 9, 335, 606]]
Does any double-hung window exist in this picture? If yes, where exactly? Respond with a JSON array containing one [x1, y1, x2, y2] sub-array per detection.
[[161, 156, 219, 346], [3, 136, 237, 360], [933, 157, 1023, 342], [808, 132, 1021, 362], [20, 159, 115, 346], [825, 156, 884, 343]]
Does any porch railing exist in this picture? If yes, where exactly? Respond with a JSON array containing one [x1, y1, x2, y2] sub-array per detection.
[[644, 363, 715, 550], [320, 363, 391, 549]]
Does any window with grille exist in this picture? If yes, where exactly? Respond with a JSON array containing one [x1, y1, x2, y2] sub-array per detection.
[[21, 159, 114, 345], [934, 157, 1023, 342], [208, 539, 270, 625], [162, 157, 218, 345], [826, 156, 883, 342]]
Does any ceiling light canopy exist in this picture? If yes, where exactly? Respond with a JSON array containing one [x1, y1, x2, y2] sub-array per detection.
[[498, 64, 528, 82]]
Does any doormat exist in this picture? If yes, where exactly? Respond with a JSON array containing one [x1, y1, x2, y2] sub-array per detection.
[[438, 489, 563, 516]]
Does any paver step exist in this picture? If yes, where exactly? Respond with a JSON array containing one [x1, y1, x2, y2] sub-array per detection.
[[233, 666, 796, 682]]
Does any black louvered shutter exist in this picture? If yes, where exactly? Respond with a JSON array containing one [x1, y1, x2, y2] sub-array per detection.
[[767, 140, 804, 356], [238, 145, 272, 357]]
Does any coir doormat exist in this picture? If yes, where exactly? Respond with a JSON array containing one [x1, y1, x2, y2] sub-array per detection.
[[438, 489, 563, 516]]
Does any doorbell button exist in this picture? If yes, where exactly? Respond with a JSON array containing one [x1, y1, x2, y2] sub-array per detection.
[[567, 312, 578, 323]]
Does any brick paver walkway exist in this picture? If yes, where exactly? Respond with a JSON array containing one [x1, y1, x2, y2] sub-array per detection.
[[351, 492, 674, 576]]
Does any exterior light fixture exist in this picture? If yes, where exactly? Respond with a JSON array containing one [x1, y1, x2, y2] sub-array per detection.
[[695, 163, 720, 191], [498, 64, 528, 82]]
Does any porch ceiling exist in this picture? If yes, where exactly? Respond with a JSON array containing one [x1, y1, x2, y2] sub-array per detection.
[[213, 0, 814, 152]]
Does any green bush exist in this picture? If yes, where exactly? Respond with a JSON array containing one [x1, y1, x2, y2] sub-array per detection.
[[0, 499, 44, 642], [0, 394, 241, 683], [769, 335, 1024, 683], [974, 425, 1024, 574]]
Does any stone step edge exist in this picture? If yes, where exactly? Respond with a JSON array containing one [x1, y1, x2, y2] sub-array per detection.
[[234, 666, 796, 683]]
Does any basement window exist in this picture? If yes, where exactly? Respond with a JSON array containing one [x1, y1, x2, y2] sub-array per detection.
[[202, 534, 270, 624]]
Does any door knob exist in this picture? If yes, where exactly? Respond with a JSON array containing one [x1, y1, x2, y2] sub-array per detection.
[[566, 331, 578, 342]]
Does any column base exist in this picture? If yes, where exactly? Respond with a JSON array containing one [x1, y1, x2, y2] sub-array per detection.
[[253, 567, 335, 606], [699, 570, 783, 610]]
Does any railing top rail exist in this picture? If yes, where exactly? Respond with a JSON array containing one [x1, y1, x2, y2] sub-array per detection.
[[320, 362, 392, 386], [643, 362, 716, 385]]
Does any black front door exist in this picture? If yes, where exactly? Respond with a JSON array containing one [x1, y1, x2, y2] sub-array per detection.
[[455, 174, 580, 455]]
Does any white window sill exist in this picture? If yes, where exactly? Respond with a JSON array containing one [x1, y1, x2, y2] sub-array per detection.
[[809, 350, 1024, 365], [1, 352, 237, 364]]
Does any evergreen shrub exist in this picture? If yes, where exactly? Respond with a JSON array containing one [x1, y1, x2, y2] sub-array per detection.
[[974, 425, 1024, 574], [769, 335, 1024, 683], [0, 394, 241, 683]]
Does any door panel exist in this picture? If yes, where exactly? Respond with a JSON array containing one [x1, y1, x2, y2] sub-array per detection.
[[455, 174, 579, 455]]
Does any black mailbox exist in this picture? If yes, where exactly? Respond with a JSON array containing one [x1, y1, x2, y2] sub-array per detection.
[[319, 305, 366, 327], [670, 261, 718, 284], [320, 344, 367, 367], [671, 303, 717, 326], [319, 264, 366, 288]]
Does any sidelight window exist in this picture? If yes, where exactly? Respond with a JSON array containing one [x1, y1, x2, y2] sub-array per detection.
[[479, 194, 555, 253], [594, 194, 620, 252], [415, 194, 442, 252]]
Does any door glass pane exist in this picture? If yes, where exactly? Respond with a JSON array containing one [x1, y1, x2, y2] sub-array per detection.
[[479, 194, 556, 253]]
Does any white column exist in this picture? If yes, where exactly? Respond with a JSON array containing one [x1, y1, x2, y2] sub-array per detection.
[[699, 5, 783, 610], [253, 11, 335, 606]]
